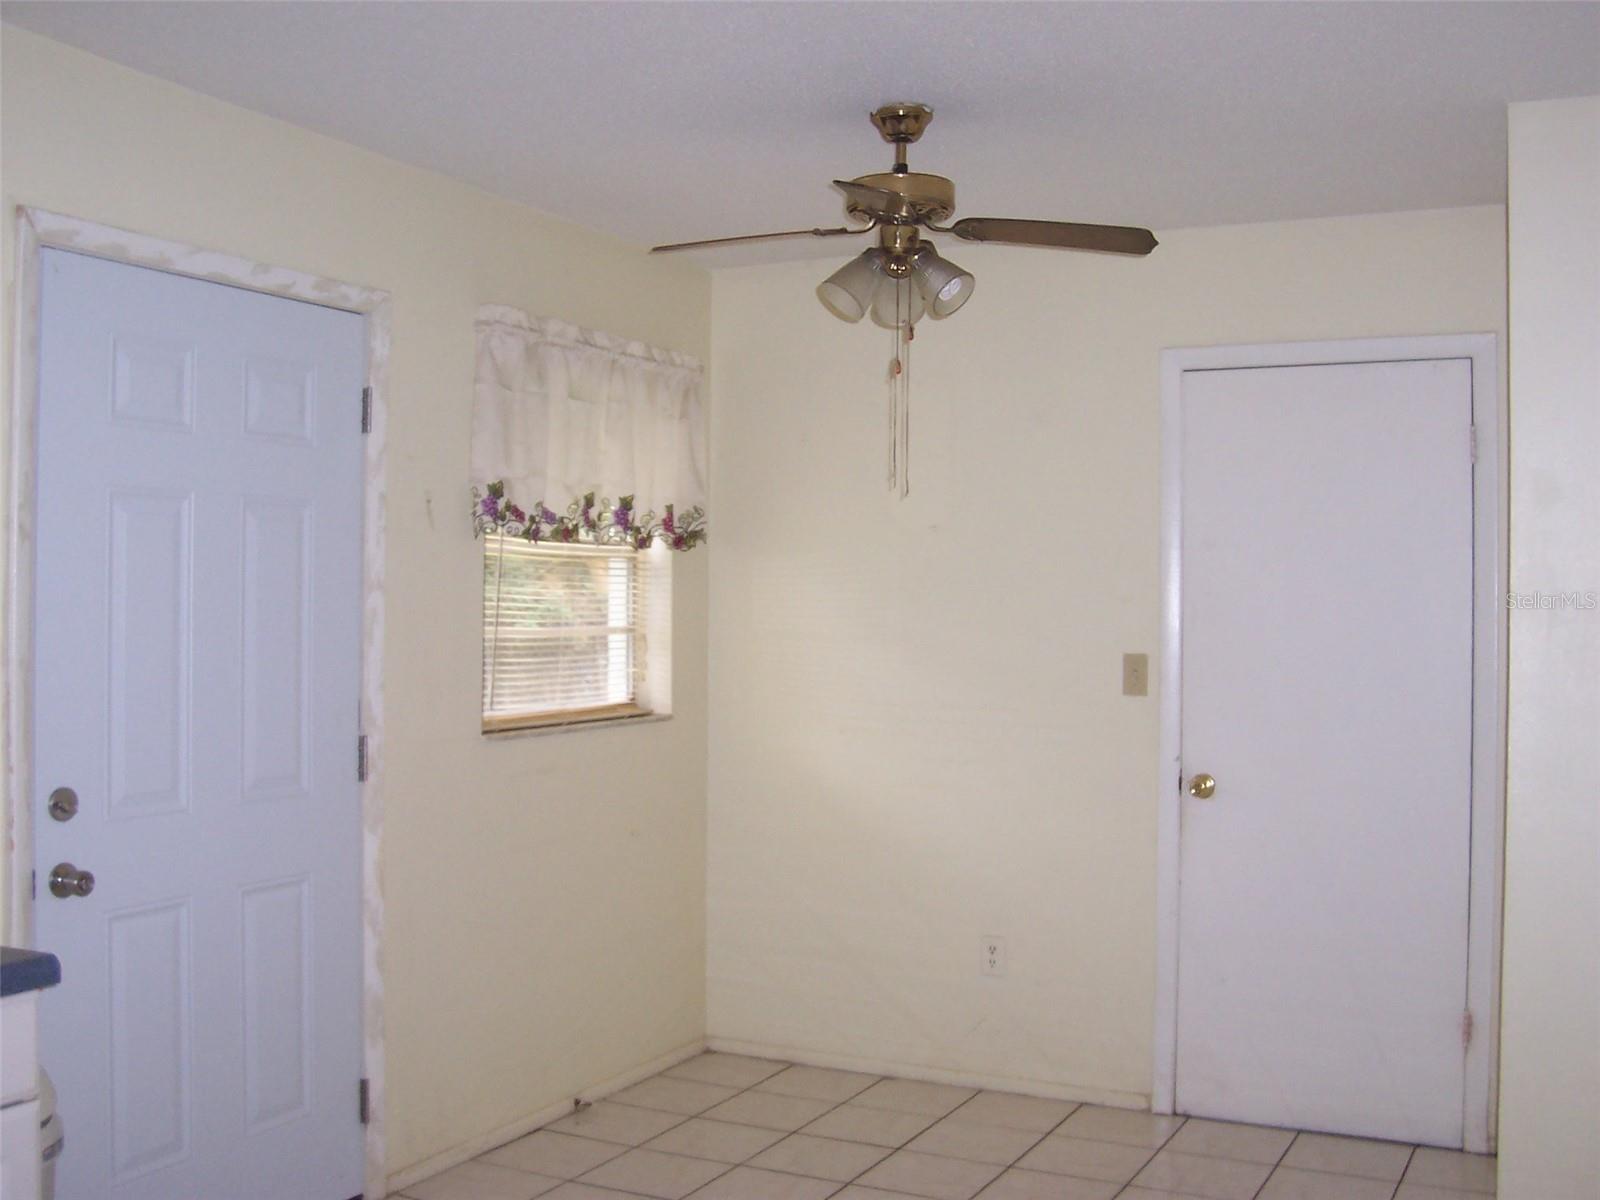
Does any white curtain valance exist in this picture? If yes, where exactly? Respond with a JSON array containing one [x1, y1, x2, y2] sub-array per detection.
[[471, 305, 707, 549]]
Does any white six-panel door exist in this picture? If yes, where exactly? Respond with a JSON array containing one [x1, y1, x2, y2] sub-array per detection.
[[33, 248, 365, 1199], [1175, 358, 1475, 1147]]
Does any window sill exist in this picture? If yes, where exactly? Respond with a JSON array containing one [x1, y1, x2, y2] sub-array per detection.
[[481, 706, 669, 740]]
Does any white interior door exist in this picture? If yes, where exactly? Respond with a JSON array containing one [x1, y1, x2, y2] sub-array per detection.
[[1175, 358, 1474, 1147], [32, 248, 365, 1199]]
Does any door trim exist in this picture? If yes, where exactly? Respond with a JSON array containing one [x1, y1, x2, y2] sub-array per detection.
[[5, 207, 392, 1198], [1152, 334, 1505, 1154]]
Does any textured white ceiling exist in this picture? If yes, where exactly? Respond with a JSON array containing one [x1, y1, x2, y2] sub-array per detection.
[[5, 2, 1598, 265]]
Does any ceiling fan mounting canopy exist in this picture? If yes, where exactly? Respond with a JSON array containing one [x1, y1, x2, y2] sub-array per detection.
[[870, 102, 935, 146]]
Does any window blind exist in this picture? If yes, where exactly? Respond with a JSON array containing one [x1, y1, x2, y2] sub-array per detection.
[[482, 537, 645, 727]]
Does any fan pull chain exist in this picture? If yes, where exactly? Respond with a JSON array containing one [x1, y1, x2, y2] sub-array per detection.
[[887, 327, 899, 492], [899, 320, 912, 499], [886, 290, 913, 500]]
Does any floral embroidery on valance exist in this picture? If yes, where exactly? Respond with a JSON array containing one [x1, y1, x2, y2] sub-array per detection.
[[472, 481, 706, 550]]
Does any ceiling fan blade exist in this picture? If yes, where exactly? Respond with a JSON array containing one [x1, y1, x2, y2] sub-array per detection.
[[651, 224, 873, 253], [947, 218, 1158, 256], [832, 179, 908, 215]]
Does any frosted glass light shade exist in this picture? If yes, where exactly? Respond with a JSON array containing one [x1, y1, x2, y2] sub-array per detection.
[[911, 245, 975, 318], [817, 250, 886, 322], [869, 277, 926, 328]]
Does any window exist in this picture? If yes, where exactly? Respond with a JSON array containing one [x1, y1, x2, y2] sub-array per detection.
[[482, 537, 654, 731]]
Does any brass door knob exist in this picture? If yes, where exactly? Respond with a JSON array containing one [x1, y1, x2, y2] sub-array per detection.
[[48, 862, 95, 898], [1187, 773, 1217, 799]]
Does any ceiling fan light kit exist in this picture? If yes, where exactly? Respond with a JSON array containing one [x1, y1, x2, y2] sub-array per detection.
[[653, 103, 1157, 497]]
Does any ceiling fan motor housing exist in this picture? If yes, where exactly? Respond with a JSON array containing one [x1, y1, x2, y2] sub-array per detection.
[[845, 172, 956, 225]]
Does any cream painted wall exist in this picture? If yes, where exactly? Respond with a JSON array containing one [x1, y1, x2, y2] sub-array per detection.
[[707, 206, 1507, 1102], [1499, 96, 1600, 1200], [0, 28, 710, 1186]]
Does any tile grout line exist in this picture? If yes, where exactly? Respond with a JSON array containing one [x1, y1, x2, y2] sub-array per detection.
[[649, 1071, 1128, 1200], [1261, 1137, 1428, 1193], [556, 1060, 926, 1199], [1107, 1113, 1193, 1199], [796, 1073, 1010, 1194], [647, 1056, 844, 1199], [669, 1058, 904, 1199], [844, 1081, 1198, 1199], [1391, 1144, 1420, 1200], [709, 1068, 888, 1199], [965, 1098, 1086, 1198], [670, 1067, 1073, 1200], [1108, 1121, 1406, 1199], [736, 1073, 1011, 1199], [1242, 1126, 1301, 1200], [491, 1056, 802, 1196]]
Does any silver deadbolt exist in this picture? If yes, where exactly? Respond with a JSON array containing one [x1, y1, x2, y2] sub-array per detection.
[[48, 862, 94, 898], [47, 787, 79, 822]]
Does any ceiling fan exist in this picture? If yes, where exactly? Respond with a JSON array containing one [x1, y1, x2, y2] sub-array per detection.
[[652, 102, 1158, 327], [653, 103, 1157, 498]]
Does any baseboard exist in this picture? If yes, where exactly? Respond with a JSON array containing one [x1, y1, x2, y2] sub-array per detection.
[[705, 1036, 1151, 1112], [383, 1037, 707, 1196]]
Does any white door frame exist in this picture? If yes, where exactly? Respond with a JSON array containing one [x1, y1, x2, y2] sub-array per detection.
[[1152, 334, 1505, 1154], [5, 207, 391, 1198]]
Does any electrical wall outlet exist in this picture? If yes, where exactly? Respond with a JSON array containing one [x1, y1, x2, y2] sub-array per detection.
[[1122, 652, 1149, 697], [981, 935, 1007, 977]]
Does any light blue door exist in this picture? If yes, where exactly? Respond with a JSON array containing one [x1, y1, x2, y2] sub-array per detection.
[[34, 249, 366, 1199]]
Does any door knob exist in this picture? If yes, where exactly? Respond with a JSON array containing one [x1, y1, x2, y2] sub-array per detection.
[[48, 862, 95, 898], [1187, 773, 1217, 799]]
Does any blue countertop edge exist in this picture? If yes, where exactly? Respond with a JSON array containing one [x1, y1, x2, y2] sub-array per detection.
[[1, 946, 61, 997]]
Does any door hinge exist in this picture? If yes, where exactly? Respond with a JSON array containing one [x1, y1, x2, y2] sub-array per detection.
[[30, 869, 36, 900], [361, 386, 373, 435], [1469, 423, 1478, 464], [1461, 1008, 1475, 1048], [359, 1078, 370, 1125], [357, 734, 369, 783]]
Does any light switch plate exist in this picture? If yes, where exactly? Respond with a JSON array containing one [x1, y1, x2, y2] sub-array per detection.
[[1122, 653, 1149, 696]]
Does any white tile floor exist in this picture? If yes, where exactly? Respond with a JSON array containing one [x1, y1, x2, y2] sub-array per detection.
[[400, 1053, 1497, 1200]]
